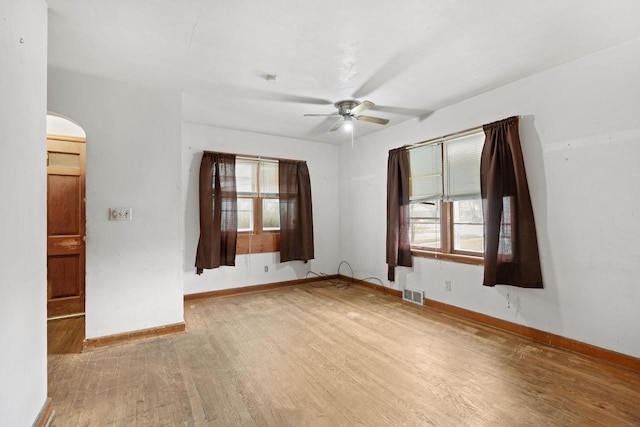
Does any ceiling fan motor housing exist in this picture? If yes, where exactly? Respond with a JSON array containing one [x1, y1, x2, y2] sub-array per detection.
[[334, 100, 360, 116]]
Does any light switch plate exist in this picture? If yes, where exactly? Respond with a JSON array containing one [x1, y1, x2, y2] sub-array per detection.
[[110, 207, 132, 221]]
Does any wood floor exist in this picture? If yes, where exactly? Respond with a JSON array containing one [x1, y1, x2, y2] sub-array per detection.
[[48, 316, 85, 355], [47, 281, 640, 426]]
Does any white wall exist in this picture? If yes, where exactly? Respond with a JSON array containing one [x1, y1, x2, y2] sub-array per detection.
[[48, 68, 184, 339], [339, 37, 640, 358], [0, 0, 48, 423], [183, 123, 340, 295]]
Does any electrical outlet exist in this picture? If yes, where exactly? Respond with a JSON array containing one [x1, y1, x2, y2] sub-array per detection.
[[264, 266, 268, 273], [445, 280, 452, 291], [110, 207, 132, 221]]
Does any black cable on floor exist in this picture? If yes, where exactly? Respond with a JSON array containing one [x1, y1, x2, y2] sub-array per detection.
[[306, 260, 387, 295]]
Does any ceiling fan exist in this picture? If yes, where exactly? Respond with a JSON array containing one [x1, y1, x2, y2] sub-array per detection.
[[303, 100, 390, 132]]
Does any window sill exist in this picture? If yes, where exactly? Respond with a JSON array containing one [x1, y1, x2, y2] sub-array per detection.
[[411, 249, 484, 266], [237, 232, 280, 255]]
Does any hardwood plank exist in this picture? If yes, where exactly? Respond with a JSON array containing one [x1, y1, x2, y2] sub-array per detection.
[[48, 316, 84, 355], [48, 282, 640, 426]]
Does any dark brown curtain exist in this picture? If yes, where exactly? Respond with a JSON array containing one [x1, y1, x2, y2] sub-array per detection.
[[195, 152, 237, 274], [480, 116, 543, 288], [279, 160, 314, 262], [386, 147, 412, 282]]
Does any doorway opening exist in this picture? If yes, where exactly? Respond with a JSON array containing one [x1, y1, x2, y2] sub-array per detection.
[[47, 113, 87, 354]]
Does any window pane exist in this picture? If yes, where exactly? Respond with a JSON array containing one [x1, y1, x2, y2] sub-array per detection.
[[499, 196, 513, 257], [409, 201, 441, 249], [236, 160, 257, 195], [453, 198, 484, 253], [409, 143, 443, 201], [262, 198, 280, 230], [444, 131, 484, 200], [237, 198, 253, 232], [260, 162, 279, 197]]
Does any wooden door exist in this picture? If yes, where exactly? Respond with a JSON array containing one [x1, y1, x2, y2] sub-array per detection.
[[47, 136, 86, 318]]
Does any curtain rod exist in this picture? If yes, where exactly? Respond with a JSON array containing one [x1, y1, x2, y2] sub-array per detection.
[[404, 115, 521, 151], [203, 150, 302, 163], [404, 125, 484, 151]]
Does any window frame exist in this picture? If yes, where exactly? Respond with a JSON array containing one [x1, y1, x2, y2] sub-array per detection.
[[235, 157, 281, 255], [411, 200, 484, 265], [408, 128, 485, 266]]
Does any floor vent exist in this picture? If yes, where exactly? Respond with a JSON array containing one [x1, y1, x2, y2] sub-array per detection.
[[402, 288, 424, 306]]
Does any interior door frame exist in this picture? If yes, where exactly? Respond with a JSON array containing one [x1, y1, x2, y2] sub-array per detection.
[[47, 133, 86, 319]]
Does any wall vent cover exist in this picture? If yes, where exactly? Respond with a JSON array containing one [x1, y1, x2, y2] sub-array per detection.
[[402, 288, 424, 306]]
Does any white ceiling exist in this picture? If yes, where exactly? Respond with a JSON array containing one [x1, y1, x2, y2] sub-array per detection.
[[47, 0, 640, 144]]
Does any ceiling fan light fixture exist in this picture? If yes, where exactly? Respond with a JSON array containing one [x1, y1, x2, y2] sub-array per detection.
[[343, 116, 353, 132]]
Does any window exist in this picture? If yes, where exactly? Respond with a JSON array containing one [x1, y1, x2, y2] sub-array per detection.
[[235, 158, 280, 254], [408, 129, 485, 264]]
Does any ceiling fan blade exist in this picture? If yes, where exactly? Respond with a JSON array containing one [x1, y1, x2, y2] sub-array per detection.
[[303, 113, 341, 117], [307, 116, 340, 136], [372, 105, 433, 121], [350, 100, 374, 114], [357, 115, 389, 125], [329, 118, 345, 132], [213, 86, 333, 105], [271, 94, 333, 105], [371, 105, 430, 116], [352, 41, 427, 98]]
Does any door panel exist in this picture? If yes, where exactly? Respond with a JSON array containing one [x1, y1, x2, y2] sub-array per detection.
[[48, 175, 80, 235], [47, 137, 86, 318], [48, 255, 81, 298]]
